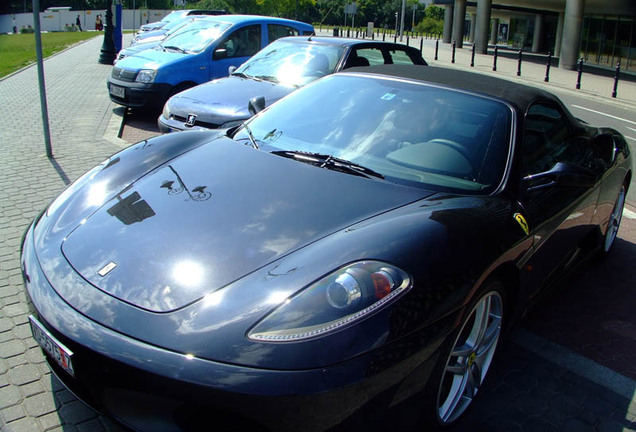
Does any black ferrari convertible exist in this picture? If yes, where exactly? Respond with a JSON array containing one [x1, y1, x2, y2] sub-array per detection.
[[22, 65, 631, 432]]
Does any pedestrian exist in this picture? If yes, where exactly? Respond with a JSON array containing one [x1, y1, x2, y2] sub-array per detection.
[[95, 14, 103, 31], [76, 14, 82, 31]]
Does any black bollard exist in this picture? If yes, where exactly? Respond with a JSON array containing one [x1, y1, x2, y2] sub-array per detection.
[[612, 62, 620, 98], [435, 39, 439, 61], [544, 51, 552, 82], [383, 32, 386, 41], [517, 49, 522, 76], [576, 57, 584, 89], [452, 40, 456, 63], [471, 44, 475, 67], [420, 38, 423, 54], [406, 35, 410, 46], [394, 32, 397, 43], [493, 46, 498, 71]]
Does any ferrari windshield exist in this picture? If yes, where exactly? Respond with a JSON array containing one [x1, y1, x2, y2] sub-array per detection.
[[235, 73, 513, 194], [234, 39, 344, 87], [159, 20, 230, 53]]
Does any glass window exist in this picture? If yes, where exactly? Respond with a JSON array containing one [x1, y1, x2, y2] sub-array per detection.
[[235, 40, 344, 87], [523, 103, 572, 175], [235, 75, 512, 194], [160, 20, 230, 53], [218, 25, 261, 58], [268, 24, 300, 43]]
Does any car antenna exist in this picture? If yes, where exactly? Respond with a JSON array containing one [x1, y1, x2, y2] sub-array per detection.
[[308, 34, 313, 41]]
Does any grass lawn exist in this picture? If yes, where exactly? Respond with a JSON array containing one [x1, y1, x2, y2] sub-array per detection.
[[0, 32, 99, 78]]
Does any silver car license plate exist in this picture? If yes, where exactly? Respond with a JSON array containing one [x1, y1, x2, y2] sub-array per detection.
[[110, 84, 125, 98], [29, 315, 75, 377]]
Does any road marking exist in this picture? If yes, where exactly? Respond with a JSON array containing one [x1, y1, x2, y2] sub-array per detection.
[[624, 207, 636, 219], [513, 329, 636, 401], [571, 105, 636, 126]]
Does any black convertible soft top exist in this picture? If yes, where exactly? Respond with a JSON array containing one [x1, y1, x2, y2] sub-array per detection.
[[345, 64, 566, 116]]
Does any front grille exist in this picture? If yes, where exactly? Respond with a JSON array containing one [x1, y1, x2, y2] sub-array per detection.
[[173, 114, 220, 129], [111, 67, 137, 82]]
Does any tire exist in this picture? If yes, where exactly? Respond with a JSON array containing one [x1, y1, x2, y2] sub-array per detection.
[[428, 280, 506, 428], [601, 184, 626, 256]]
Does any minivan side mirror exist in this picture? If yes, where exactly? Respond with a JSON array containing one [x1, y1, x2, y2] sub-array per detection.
[[248, 96, 266, 116]]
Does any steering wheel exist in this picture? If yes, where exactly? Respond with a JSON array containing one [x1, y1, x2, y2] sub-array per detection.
[[428, 138, 471, 160]]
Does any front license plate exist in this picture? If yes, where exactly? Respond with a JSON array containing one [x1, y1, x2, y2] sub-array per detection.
[[29, 315, 75, 377], [110, 84, 125, 98]]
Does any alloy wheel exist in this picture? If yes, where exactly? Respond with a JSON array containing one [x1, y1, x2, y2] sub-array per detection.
[[437, 290, 503, 425]]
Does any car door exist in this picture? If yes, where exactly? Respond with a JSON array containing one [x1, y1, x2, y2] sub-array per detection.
[[517, 100, 602, 297], [210, 23, 262, 80]]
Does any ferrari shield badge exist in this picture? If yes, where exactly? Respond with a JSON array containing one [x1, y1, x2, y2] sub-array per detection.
[[514, 213, 530, 235]]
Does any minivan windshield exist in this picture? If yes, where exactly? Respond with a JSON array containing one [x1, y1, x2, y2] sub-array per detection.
[[160, 20, 230, 54], [234, 74, 513, 194], [234, 39, 344, 87]]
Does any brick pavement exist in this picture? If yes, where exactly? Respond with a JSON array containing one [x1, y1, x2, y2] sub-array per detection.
[[1, 32, 636, 432]]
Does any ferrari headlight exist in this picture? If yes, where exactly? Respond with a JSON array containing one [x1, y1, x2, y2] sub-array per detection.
[[248, 261, 411, 342], [135, 69, 157, 83]]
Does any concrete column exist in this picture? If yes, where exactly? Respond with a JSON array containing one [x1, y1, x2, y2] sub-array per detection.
[[560, 0, 585, 70], [452, 0, 467, 48], [532, 14, 544, 52], [443, 4, 454, 43], [469, 13, 476, 43], [474, 0, 492, 54], [490, 18, 499, 45], [555, 12, 565, 57]]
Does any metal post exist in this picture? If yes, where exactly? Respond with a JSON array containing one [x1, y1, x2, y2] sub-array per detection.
[[493, 46, 498, 71], [471, 44, 475, 67], [517, 49, 522, 76], [612, 62, 620, 98], [576, 57, 583, 89], [32, 0, 52, 158], [99, 0, 116, 64], [435, 39, 439, 61], [452, 40, 456, 63], [406, 35, 409, 46], [420, 38, 423, 54], [544, 51, 552, 82]]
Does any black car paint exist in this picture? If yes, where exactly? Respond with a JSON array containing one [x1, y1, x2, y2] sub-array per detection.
[[22, 67, 632, 431]]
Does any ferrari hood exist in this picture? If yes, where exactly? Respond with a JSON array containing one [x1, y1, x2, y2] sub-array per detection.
[[169, 75, 294, 124], [60, 138, 428, 313]]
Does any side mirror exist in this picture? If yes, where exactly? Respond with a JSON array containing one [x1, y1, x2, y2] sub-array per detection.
[[213, 48, 228, 60], [591, 134, 616, 167], [228, 65, 237, 75], [248, 96, 266, 116]]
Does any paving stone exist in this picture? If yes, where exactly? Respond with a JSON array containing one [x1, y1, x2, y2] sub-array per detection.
[[2, 416, 40, 432], [57, 400, 98, 425], [24, 393, 58, 418], [0, 383, 23, 408], [0, 340, 27, 358], [8, 364, 41, 386], [36, 412, 62, 431], [0, 404, 26, 424]]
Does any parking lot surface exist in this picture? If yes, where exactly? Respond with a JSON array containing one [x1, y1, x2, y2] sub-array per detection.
[[1, 33, 635, 432]]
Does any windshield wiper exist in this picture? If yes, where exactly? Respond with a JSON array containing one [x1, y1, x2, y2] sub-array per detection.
[[163, 45, 186, 54], [254, 75, 280, 84], [241, 123, 259, 149], [271, 150, 384, 179], [231, 71, 250, 79]]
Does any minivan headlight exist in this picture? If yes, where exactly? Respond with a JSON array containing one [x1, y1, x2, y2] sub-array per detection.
[[136, 69, 157, 83]]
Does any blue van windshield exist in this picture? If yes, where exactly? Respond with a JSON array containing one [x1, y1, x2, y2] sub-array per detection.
[[160, 21, 230, 53]]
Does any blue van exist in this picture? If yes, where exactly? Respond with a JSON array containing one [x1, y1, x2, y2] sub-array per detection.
[[108, 15, 314, 110]]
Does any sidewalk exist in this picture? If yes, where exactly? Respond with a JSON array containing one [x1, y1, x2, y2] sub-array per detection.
[[0, 33, 635, 432], [313, 28, 636, 109]]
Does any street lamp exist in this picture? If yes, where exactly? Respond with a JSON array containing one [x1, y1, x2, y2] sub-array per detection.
[[98, 0, 116, 64]]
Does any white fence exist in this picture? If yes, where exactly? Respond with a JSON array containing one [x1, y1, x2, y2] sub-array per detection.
[[0, 10, 172, 34]]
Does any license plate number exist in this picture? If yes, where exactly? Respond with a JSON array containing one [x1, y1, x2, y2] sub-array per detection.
[[29, 315, 75, 377], [110, 84, 125, 98]]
